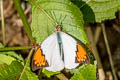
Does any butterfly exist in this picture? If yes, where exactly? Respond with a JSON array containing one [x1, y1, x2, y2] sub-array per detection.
[[31, 25, 89, 72]]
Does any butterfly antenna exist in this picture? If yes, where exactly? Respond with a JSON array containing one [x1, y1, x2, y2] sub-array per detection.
[[62, 15, 67, 22], [48, 11, 55, 21], [62, 22, 78, 28], [60, 15, 67, 25], [46, 20, 50, 36], [58, 14, 63, 25], [62, 23, 79, 32], [52, 11, 59, 24]]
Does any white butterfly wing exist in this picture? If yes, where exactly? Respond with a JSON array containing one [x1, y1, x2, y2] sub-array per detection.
[[60, 32, 79, 69], [41, 33, 64, 72]]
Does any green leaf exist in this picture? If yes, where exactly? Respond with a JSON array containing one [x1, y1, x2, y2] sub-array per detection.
[[0, 51, 24, 62], [0, 61, 39, 80], [70, 61, 96, 80], [25, 67, 39, 80], [0, 51, 24, 65], [0, 43, 24, 63], [0, 44, 15, 65], [0, 43, 4, 48], [30, 0, 88, 44], [24, 58, 39, 80], [42, 68, 60, 78], [0, 61, 28, 80], [0, 54, 16, 65], [71, 0, 120, 22]]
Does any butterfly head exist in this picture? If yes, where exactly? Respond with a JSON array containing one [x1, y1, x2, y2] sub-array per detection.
[[56, 25, 62, 32]]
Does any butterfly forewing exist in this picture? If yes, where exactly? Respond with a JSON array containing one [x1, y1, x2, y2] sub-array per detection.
[[75, 44, 88, 63], [40, 33, 64, 72], [60, 32, 79, 69], [31, 47, 48, 71], [60, 32, 89, 69]]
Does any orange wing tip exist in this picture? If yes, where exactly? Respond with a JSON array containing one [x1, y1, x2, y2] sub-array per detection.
[[75, 44, 88, 63], [32, 47, 49, 68], [34, 59, 48, 67]]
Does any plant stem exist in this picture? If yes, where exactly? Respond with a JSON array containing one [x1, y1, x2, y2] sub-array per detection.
[[19, 48, 34, 80], [14, 0, 35, 43], [101, 23, 118, 80], [56, 73, 68, 80], [0, 46, 32, 51], [94, 25, 102, 45], [80, 0, 91, 9], [85, 24, 105, 80], [0, 0, 6, 45]]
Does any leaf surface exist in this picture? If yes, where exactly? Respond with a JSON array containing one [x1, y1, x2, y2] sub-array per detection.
[[71, 0, 120, 22], [42, 68, 60, 77], [30, 0, 88, 44], [70, 62, 96, 80], [0, 61, 39, 80], [0, 54, 15, 65]]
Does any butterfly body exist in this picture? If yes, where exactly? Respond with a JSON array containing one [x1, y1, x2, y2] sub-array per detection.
[[31, 26, 88, 72], [56, 32, 63, 59]]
